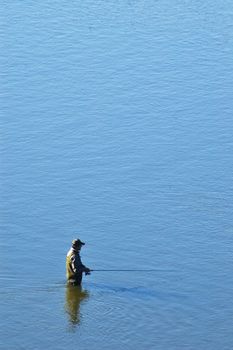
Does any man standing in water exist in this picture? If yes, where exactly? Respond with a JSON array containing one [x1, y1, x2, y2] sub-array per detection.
[[66, 239, 91, 286]]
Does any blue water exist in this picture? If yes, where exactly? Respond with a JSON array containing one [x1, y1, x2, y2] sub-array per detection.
[[1, 1, 233, 349]]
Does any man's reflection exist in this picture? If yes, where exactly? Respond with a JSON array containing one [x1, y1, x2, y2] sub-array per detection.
[[65, 284, 89, 330]]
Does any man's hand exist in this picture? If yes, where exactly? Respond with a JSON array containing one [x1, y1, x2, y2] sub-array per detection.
[[85, 267, 91, 275]]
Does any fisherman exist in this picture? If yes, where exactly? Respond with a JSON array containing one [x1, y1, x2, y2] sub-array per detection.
[[66, 239, 91, 286]]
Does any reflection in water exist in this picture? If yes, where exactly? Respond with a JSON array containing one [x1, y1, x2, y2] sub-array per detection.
[[65, 284, 89, 330]]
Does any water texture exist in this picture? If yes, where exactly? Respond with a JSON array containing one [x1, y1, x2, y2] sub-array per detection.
[[1, 1, 233, 349]]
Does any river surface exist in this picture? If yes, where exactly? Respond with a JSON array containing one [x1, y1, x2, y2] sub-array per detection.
[[1, 1, 233, 349]]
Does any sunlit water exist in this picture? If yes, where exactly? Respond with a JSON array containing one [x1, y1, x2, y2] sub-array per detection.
[[1, 1, 233, 349]]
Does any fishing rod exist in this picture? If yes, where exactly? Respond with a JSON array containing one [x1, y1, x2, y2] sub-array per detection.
[[90, 269, 173, 272]]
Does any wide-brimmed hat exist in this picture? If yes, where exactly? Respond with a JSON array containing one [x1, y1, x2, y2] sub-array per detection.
[[72, 239, 85, 247]]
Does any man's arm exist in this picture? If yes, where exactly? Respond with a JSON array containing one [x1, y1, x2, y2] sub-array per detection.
[[74, 254, 91, 273]]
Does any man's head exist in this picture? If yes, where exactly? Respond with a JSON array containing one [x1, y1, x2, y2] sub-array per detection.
[[72, 239, 85, 251]]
